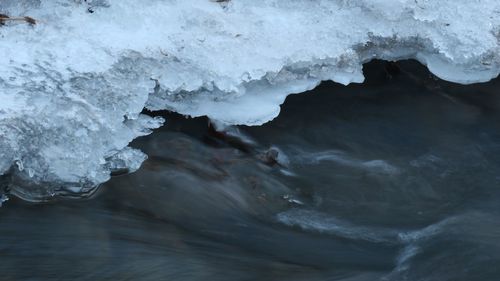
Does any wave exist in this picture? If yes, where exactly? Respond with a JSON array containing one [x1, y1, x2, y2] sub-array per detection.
[[290, 149, 400, 175], [1, 0, 499, 200], [276, 210, 478, 279], [276, 209, 460, 245], [277, 209, 400, 244]]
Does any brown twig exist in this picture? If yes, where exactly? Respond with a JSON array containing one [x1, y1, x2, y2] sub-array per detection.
[[0, 14, 10, 26], [0, 14, 37, 26]]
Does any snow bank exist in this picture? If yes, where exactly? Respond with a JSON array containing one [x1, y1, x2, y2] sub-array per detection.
[[1, 0, 499, 200]]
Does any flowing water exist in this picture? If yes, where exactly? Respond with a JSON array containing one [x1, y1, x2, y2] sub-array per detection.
[[1, 60, 500, 281]]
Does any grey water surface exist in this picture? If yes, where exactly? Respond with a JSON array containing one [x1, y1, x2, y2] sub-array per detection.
[[1, 61, 500, 281]]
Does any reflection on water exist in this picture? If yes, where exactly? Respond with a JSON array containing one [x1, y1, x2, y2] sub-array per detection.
[[1, 61, 500, 281]]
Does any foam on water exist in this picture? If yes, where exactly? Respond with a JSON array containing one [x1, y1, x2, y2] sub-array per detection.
[[277, 209, 399, 244]]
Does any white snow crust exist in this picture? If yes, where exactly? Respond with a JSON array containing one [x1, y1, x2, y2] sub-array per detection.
[[1, 0, 499, 200]]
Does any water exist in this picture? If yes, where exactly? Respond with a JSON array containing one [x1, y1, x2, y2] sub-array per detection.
[[1, 60, 500, 281]]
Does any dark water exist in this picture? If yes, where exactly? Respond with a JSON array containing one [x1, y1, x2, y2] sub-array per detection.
[[1, 61, 500, 281]]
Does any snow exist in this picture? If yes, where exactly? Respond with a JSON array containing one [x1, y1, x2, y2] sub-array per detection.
[[0, 0, 499, 200]]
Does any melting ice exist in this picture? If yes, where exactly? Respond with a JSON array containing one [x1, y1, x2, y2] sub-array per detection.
[[0, 0, 499, 200]]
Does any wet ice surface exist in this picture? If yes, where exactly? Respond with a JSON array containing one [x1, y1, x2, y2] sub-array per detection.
[[2, 61, 500, 280]]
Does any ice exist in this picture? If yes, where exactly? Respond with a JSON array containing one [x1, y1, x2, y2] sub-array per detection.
[[0, 0, 499, 200]]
